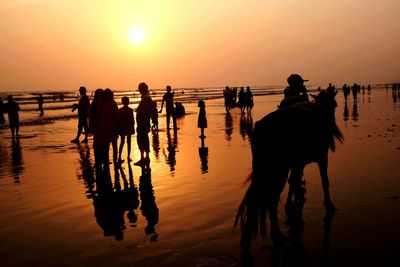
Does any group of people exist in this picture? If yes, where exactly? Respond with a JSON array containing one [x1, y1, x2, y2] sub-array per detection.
[[70, 84, 195, 170], [223, 86, 254, 113]]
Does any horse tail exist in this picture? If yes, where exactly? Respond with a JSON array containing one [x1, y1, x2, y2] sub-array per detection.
[[329, 120, 344, 152], [233, 171, 269, 241]]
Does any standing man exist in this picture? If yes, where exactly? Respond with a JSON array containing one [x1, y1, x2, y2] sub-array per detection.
[[71, 86, 90, 144], [159, 85, 177, 131], [135, 82, 153, 167], [5, 95, 20, 139], [37, 94, 44, 116]]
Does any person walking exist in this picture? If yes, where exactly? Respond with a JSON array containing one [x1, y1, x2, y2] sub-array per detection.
[[71, 86, 90, 144], [159, 85, 177, 131], [5, 95, 20, 139]]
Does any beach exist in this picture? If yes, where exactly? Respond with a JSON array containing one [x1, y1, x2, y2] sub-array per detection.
[[0, 89, 399, 267]]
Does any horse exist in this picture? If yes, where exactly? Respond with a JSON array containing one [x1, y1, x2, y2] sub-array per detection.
[[234, 89, 344, 249]]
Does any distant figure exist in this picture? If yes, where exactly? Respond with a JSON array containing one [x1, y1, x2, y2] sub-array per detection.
[[60, 92, 64, 102], [118, 96, 135, 164], [151, 100, 159, 132], [280, 74, 309, 108], [367, 84, 371, 95], [197, 100, 207, 138], [71, 86, 90, 144], [351, 83, 358, 102], [159, 85, 177, 130], [174, 102, 185, 117], [245, 86, 254, 113], [223, 86, 232, 113], [37, 94, 44, 116], [238, 87, 246, 113], [5, 95, 20, 138], [361, 85, 365, 94], [342, 84, 350, 102], [135, 82, 153, 167], [0, 97, 5, 125]]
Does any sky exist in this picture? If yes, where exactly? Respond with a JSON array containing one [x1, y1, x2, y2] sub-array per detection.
[[0, 0, 399, 91]]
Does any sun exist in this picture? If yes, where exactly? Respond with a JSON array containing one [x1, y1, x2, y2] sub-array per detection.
[[129, 27, 146, 44]]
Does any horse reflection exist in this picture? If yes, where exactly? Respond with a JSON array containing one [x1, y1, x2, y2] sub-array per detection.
[[199, 136, 208, 173], [234, 90, 343, 249]]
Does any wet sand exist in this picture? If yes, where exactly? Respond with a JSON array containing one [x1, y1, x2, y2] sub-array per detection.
[[0, 90, 399, 266]]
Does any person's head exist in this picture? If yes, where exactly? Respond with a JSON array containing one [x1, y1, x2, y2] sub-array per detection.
[[246, 86, 250, 91], [225, 86, 229, 90], [79, 86, 87, 95], [122, 96, 129, 106], [138, 82, 149, 94], [240, 87, 244, 91], [198, 100, 205, 108], [7, 95, 13, 102], [93, 88, 104, 101], [104, 88, 114, 102], [287, 74, 307, 87], [166, 85, 171, 92]]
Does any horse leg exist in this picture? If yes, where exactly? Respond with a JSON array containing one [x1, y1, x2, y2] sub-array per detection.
[[286, 165, 305, 206], [318, 157, 336, 211]]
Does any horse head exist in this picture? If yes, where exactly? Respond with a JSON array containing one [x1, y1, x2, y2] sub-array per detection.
[[310, 89, 338, 115]]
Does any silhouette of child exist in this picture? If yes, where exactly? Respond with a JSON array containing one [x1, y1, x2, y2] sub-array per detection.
[[151, 100, 159, 131], [197, 100, 207, 138], [118, 96, 135, 163]]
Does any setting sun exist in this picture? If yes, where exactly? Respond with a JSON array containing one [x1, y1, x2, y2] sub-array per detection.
[[129, 27, 146, 44]]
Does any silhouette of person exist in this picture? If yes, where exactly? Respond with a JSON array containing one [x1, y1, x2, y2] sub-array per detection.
[[0, 97, 5, 125], [245, 86, 254, 113], [139, 169, 159, 241], [151, 100, 159, 131], [342, 84, 350, 102], [351, 83, 358, 102], [5, 95, 20, 139], [223, 86, 232, 113], [71, 86, 90, 144], [280, 74, 309, 108], [238, 87, 246, 113], [198, 136, 208, 173], [37, 94, 44, 116], [89, 89, 104, 166], [135, 82, 153, 168], [197, 100, 207, 138], [159, 85, 177, 131], [118, 96, 135, 164]]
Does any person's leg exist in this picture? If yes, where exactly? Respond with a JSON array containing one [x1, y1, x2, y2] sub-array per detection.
[[112, 137, 118, 164], [10, 124, 15, 139], [118, 135, 125, 162], [166, 110, 171, 129], [82, 121, 88, 143], [172, 112, 177, 130], [127, 134, 132, 161]]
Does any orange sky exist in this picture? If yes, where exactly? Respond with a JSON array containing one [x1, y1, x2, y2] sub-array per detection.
[[0, 0, 399, 91]]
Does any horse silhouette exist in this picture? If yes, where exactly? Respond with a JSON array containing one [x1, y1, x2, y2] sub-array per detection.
[[234, 89, 343, 249]]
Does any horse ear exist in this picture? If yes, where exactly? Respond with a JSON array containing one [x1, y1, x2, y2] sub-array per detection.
[[310, 93, 317, 100]]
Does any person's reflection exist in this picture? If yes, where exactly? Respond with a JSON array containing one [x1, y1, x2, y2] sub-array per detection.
[[152, 129, 160, 160], [119, 163, 140, 228], [352, 102, 359, 121], [139, 167, 159, 241], [343, 102, 349, 121], [164, 129, 177, 173], [77, 145, 95, 198], [225, 112, 233, 142], [198, 136, 208, 173], [93, 164, 125, 240], [392, 91, 398, 104], [11, 138, 24, 185], [240, 113, 254, 140]]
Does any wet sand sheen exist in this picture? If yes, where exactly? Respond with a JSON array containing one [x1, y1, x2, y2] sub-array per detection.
[[0, 90, 399, 266]]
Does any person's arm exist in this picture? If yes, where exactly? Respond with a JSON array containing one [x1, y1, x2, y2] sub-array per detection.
[[159, 95, 165, 113]]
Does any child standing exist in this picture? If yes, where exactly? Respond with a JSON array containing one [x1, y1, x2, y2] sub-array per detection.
[[118, 96, 135, 163], [197, 100, 207, 138], [151, 100, 159, 132]]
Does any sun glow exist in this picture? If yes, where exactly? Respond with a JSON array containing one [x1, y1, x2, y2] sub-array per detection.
[[129, 27, 146, 44]]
